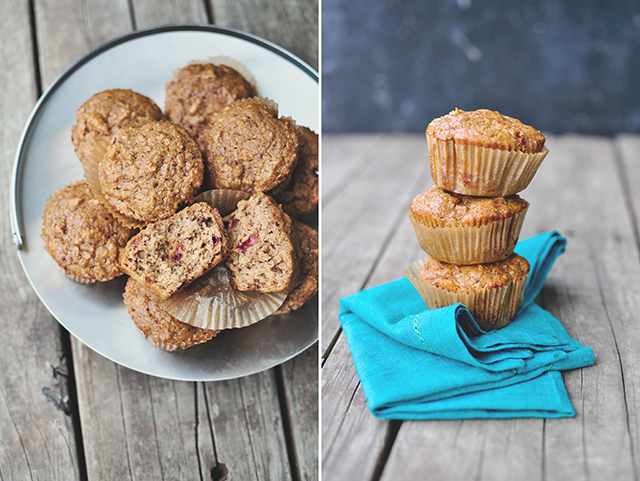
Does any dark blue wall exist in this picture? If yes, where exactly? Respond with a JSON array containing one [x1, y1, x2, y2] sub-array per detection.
[[322, 0, 640, 135]]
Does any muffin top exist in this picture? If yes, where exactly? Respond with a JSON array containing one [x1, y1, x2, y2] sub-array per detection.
[[270, 125, 319, 218], [165, 63, 256, 140], [71, 89, 165, 164], [199, 98, 299, 193], [42, 181, 134, 283], [426, 108, 546, 153], [99, 120, 204, 223], [418, 253, 530, 293], [123, 278, 219, 351], [409, 186, 528, 227]]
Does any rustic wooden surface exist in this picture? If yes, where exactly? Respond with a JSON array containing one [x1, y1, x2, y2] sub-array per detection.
[[322, 132, 640, 481], [0, 1, 318, 480]]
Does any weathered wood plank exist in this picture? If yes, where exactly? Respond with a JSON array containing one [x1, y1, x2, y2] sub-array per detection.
[[0, 1, 81, 480], [204, 373, 294, 480], [209, 0, 319, 70], [131, 0, 208, 29]]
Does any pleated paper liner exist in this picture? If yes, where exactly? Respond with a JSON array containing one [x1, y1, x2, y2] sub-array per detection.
[[82, 137, 145, 230], [408, 203, 528, 265], [404, 257, 528, 331], [178, 55, 257, 92], [157, 265, 287, 331], [427, 136, 549, 197], [156, 188, 286, 331]]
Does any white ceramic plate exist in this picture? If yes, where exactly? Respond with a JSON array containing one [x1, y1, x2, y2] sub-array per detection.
[[10, 25, 318, 381]]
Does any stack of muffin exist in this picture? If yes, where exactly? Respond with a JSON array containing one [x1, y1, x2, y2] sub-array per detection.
[[405, 108, 548, 331], [41, 60, 319, 351]]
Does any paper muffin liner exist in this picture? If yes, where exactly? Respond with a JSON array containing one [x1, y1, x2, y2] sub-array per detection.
[[153, 189, 286, 331], [157, 265, 287, 330], [404, 258, 528, 331], [82, 137, 145, 229], [427, 136, 549, 197], [408, 203, 528, 264], [180, 56, 257, 91], [144, 325, 220, 352]]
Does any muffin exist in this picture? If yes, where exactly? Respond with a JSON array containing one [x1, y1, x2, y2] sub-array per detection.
[[406, 253, 530, 331], [408, 186, 528, 264], [165, 63, 256, 140], [71, 89, 165, 164], [426, 108, 548, 196], [225, 192, 298, 293], [119, 202, 230, 299], [41, 181, 134, 283], [98, 120, 204, 223], [198, 98, 299, 193], [123, 278, 219, 351], [270, 125, 319, 218], [274, 219, 318, 314]]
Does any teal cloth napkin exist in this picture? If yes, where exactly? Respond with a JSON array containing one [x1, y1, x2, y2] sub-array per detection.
[[338, 231, 594, 420]]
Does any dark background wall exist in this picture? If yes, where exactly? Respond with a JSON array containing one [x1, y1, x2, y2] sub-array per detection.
[[322, 0, 640, 135]]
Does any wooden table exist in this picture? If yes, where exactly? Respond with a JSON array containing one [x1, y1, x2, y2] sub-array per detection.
[[322, 132, 640, 480], [1, 1, 318, 480]]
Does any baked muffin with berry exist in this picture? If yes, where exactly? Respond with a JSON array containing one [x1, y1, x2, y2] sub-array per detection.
[[225, 192, 298, 293], [71, 89, 165, 165], [119, 202, 229, 299], [42, 181, 134, 283], [426, 108, 548, 196]]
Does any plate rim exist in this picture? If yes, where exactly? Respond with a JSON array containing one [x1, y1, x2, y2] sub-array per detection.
[[9, 23, 319, 381]]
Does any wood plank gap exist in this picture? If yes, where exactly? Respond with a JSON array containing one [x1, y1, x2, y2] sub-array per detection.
[[591, 247, 638, 479], [146, 380, 166, 480], [239, 380, 262, 481], [369, 421, 402, 481], [612, 138, 640, 259], [203, 0, 214, 24], [274, 366, 302, 481], [202, 385, 228, 481], [59, 326, 88, 481], [541, 419, 547, 481], [193, 383, 205, 481], [322, 189, 413, 365], [115, 366, 135, 479], [127, 0, 137, 30], [27, 0, 42, 96]]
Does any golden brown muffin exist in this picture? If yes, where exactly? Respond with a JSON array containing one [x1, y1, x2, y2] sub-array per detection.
[[270, 125, 319, 218], [99, 120, 204, 223], [71, 89, 165, 164], [426, 108, 549, 196], [427, 108, 546, 153], [407, 253, 530, 331], [274, 219, 318, 314], [120, 202, 230, 300], [199, 98, 299, 193], [408, 186, 528, 264], [123, 278, 219, 351], [225, 192, 298, 293], [165, 63, 256, 140], [42, 181, 134, 283]]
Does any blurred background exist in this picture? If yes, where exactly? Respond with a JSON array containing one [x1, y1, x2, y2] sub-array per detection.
[[322, 0, 640, 135]]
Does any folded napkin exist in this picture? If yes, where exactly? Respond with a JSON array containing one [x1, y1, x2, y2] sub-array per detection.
[[339, 231, 594, 420]]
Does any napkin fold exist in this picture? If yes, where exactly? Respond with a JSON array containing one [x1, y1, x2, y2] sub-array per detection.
[[338, 231, 594, 420]]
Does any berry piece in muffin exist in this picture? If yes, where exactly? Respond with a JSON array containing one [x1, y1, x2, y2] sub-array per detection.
[[199, 98, 299, 193], [123, 278, 219, 351], [120, 202, 229, 299], [99, 120, 204, 223], [42, 181, 134, 283], [225, 192, 298, 293], [71, 89, 165, 165], [165, 63, 256, 141]]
